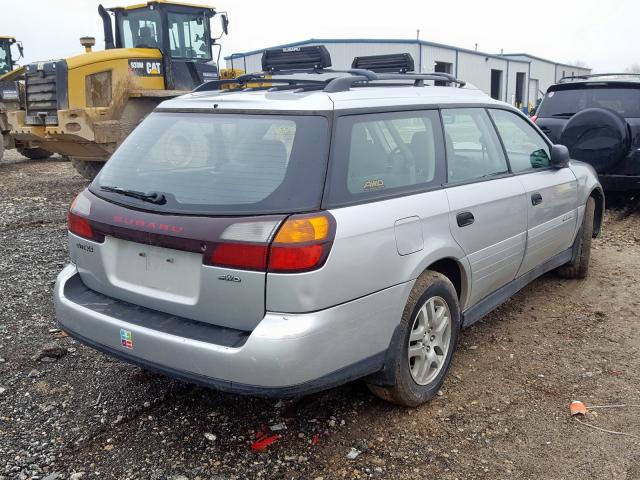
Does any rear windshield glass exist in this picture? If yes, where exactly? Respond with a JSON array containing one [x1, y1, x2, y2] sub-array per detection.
[[538, 87, 640, 118], [92, 112, 330, 215]]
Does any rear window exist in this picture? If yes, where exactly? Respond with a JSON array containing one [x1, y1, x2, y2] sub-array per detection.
[[92, 112, 329, 215], [538, 86, 640, 118]]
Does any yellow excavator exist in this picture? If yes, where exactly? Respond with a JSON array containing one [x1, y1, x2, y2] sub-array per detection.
[[8, 0, 229, 178], [1, 36, 54, 160]]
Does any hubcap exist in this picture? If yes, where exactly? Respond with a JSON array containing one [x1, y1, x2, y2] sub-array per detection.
[[407, 296, 452, 385]]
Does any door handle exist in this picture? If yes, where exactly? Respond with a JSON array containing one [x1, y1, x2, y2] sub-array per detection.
[[456, 211, 475, 227], [531, 192, 543, 206]]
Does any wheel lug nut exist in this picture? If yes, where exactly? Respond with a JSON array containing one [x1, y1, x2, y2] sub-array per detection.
[[430, 335, 435, 341]]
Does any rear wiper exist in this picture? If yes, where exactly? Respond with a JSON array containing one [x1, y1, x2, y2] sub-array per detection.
[[100, 185, 166, 205], [551, 112, 576, 117]]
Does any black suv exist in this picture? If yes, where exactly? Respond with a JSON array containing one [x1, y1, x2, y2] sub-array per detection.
[[535, 74, 640, 191]]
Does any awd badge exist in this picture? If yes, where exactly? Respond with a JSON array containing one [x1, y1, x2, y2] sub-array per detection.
[[120, 329, 133, 349]]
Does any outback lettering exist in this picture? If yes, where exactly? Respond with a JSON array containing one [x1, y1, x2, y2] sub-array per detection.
[[76, 242, 94, 253]]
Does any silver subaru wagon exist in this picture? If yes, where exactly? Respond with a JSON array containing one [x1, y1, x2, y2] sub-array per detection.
[[54, 48, 603, 406]]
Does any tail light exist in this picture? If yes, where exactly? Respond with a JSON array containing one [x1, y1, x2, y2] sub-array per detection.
[[268, 214, 334, 273], [208, 213, 335, 273], [531, 115, 538, 123], [68, 192, 104, 242]]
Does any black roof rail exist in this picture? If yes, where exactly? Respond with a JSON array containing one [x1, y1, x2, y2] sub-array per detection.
[[558, 73, 640, 83], [323, 72, 465, 93]]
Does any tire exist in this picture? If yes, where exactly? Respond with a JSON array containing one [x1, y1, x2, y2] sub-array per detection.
[[17, 147, 52, 160], [557, 196, 595, 279], [71, 158, 104, 180], [367, 271, 460, 407], [559, 108, 630, 173]]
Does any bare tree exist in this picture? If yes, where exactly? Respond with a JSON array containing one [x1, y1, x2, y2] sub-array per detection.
[[625, 64, 640, 73], [568, 60, 588, 68]]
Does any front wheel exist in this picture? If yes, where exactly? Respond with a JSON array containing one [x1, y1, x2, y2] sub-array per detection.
[[17, 147, 52, 160], [367, 271, 460, 407]]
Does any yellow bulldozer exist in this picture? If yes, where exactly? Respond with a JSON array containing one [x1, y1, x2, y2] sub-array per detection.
[[7, 0, 229, 179], [1, 36, 55, 160]]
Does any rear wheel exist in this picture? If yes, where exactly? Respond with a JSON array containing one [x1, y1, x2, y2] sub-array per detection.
[[367, 271, 460, 407], [71, 158, 104, 180], [17, 147, 52, 160], [557, 197, 595, 279]]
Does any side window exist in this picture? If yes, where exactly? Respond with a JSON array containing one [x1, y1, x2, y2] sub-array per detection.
[[489, 109, 550, 172], [327, 110, 445, 205], [442, 108, 508, 183], [168, 13, 210, 60]]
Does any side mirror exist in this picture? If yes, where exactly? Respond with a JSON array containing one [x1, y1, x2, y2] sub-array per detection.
[[17, 41, 24, 60], [220, 14, 229, 35], [550, 144, 570, 168]]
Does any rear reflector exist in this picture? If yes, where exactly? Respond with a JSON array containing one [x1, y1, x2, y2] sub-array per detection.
[[210, 243, 268, 270]]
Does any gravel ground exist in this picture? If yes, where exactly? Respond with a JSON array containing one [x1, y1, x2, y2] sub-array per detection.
[[1, 150, 639, 480]]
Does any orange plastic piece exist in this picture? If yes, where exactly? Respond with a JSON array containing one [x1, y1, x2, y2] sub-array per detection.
[[570, 400, 587, 416]]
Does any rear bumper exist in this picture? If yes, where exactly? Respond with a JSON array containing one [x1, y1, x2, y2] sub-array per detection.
[[54, 265, 409, 396], [598, 174, 640, 192]]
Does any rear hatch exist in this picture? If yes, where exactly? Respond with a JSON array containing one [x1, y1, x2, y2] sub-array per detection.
[[70, 110, 330, 331], [536, 82, 640, 143]]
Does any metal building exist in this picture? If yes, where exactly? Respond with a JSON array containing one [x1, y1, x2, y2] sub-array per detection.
[[226, 39, 591, 110]]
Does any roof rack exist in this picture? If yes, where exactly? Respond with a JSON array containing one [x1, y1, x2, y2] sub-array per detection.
[[558, 73, 640, 83], [351, 53, 415, 73], [192, 45, 466, 94]]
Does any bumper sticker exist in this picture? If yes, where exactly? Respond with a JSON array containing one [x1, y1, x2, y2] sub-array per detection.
[[120, 329, 133, 349]]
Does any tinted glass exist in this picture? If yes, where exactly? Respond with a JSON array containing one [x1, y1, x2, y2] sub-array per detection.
[[538, 87, 640, 118], [118, 10, 163, 49], [327, 110, 445, 205], [442, 108, 508, 183], [489, 109, 550, 172], [168, 12, 210, 59], [0, 43, 10, 75], [92, 112, 329, 215]]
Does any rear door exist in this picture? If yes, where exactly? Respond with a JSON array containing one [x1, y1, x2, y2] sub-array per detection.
[[442, 108, 528, 307], [488, 108, 578, 275]]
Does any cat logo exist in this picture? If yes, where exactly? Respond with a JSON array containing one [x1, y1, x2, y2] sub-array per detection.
[[363, 179, 384, 190], [146, 61, 161, 75]]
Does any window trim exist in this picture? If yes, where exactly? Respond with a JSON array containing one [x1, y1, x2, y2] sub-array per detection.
[[322, 108, 447, 209], [166, 10, 212, 61], [486, 107, 554, 175]]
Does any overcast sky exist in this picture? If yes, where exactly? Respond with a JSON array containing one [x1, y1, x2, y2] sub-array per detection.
[[1, 0, 635, 72]]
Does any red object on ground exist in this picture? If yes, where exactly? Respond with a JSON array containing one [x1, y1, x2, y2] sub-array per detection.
[[311, 434, 320, 446], [251, 427, 281, 452]]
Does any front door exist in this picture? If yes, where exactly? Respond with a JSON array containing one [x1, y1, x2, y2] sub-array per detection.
[[487, 108, 578, 276], [442, 108, 528, 308]]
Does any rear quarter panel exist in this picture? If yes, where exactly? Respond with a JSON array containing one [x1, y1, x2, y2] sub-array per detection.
[[266, 189, 471, 314]]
